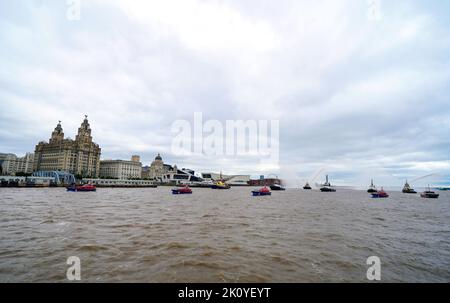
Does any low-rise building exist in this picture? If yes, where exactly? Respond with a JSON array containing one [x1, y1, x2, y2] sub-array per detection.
[[0, 153, 34, 175], [99, 156, 142, 180], [82, 178, 156, 188]]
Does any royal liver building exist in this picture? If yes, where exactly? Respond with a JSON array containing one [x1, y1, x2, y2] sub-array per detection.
[[33, 116, 101, 177]]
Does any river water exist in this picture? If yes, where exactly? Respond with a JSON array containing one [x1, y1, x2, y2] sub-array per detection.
[[0, 187, 449, 282]]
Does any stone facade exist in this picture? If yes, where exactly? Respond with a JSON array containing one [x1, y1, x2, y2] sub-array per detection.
[[33, 116, 101, 177], [0, 153, 34, 175], [146, 154, 176, 180], [100, 157, 142, 180]]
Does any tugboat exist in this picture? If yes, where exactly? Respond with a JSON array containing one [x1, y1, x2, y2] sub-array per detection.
[[303, 182, 312, 190], [371, 188, 389, 198], [66, 183, 97, 192], [420, 186, 439, 199], [367, 179, 377, 193], [402, 180, 417, 194], [211, 172, 231, 189], [270, 183, 286, 191], [320, 175, 336, 192], [172, 185, 193, 195], [211, 180, 231, 189], [252, 186, 272, 196]]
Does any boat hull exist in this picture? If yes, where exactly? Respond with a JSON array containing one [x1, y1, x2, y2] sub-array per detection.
[[252, 191, 272, 196], [421, 193, 439, 199], [172, 189, 192, 195], [371, 194, 389, 198], [320, 187, 336, 192], [211, 184, 230, 189], [270, 185, 285, 191], [66, 187, 96, 192], [402, 190, 417, 194]]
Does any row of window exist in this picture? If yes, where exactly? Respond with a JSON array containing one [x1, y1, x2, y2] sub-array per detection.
[[88, 180, 153, 185]]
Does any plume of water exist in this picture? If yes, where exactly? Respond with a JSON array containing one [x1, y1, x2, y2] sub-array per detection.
[[410, 173, 441, 183]]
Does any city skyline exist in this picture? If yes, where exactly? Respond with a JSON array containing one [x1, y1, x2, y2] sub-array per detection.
[[1, 0, 450, 186]]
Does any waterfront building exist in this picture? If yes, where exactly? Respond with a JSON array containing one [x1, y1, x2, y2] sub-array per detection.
[[144, 153, 200, 184], [0, 153, 34, 175], [99, 156, 142, 180], [147, 153, 175, 180], [83, 178, 156, 188], [161, 167, 203, 184], [201, 172, 250, 186], [0, 175, 55, 187], [248, 177, 281, 187], [141, 165, 150, 179], [33, 116, 101, 177]]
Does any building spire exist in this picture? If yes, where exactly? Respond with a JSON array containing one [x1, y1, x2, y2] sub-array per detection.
[[50, 120, 64, 143], [80, 115, 91, 129], [54, 120, 63, 132], [76, 115, 92, 143]]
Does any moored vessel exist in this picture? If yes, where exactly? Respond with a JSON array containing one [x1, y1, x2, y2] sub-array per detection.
[[420, 186, 439, 199], [402, 180, 417, 194], [252, 186, 272, 196], [211, 180, 231, 189], [303, 182, 312, 190], [66, 184, 97, 192], [172, 185, 193, 195], [371, 188, 389, 198], [367, 179, 377, 193], [320, 175, 336, 192], [270, 184, 285, 191]]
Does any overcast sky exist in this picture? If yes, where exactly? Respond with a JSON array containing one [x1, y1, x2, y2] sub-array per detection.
[[1, 0, 449, 186]]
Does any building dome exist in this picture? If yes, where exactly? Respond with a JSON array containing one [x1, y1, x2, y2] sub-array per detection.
[[155, 153, 162, 161]]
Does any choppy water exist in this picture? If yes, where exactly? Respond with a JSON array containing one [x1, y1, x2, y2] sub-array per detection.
[[0, 187, 449, 282]]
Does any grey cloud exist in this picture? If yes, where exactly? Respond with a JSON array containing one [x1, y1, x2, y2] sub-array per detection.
[[0, 0, 449, 185]]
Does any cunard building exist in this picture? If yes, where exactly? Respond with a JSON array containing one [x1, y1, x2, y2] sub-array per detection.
[[33, 116, 101, 177]]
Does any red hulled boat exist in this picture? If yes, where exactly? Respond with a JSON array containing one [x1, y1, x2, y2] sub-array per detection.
[[252, 186, 272, 196], [172, 185, 193, 195], [66, 184, 97, 192], [371, 188, 389, 198]]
